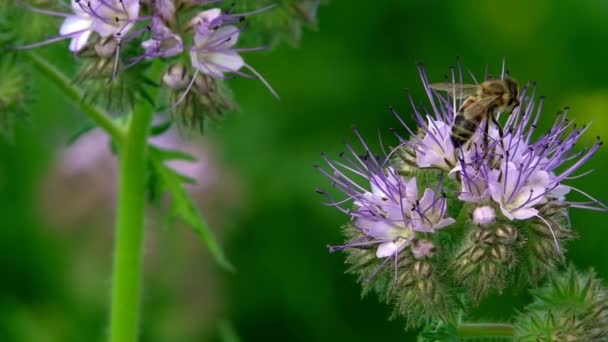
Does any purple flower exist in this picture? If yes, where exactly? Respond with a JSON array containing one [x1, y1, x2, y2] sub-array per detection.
[[190, 11, 244, 79], [59, 0, 94, 52], [141, 18, 183, 58], [316, 130, 455, 260], [17, 0, 140, 53], [415, 118, 456, 170], [187, 8, 279, 98], [318, 61, 608, 323], [18, 1, 280, 102], [393, 63, 607, 223]]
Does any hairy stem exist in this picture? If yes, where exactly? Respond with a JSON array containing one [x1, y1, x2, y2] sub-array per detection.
[[109, 104, 153, 342], [457, 322, 515, 338], [26, 52, 126, 143]]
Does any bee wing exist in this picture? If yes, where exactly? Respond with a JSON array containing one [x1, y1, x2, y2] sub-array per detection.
[[462, 95, 501, 119], [429, 82, 479, 99]]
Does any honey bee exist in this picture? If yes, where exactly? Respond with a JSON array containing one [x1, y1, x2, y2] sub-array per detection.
[[430, 78, 520, 148]]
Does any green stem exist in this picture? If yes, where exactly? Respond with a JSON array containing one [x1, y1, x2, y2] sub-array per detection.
[[109, 104, 154, 342], [457, 322, 515, 339], [26, 52, 126, 143]]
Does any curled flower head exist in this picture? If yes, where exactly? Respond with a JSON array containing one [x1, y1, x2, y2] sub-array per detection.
[[316, 129, 458, 327], [319, 60, 607, 326], [16, 0, 282, 124], [316, 132, 455, 261]]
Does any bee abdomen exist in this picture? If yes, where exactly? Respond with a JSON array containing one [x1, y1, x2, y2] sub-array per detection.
[[451, 115, 478, 147]]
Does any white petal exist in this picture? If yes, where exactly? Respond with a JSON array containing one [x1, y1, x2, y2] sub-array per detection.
[[433, 217, 456, 230], [511, 207, 538, 220], [418, 188, 435, 210], [60, 16, 92, 35], [405, 177, 418, 202], [354, 217, 375, 231], [69, 30, 92, 52], [71, 0, 87, 15], [206, 52, 244, 72], [124, 0, 140, 18], [190, 52, 224, 78], [376, 240, 407, 258], [367, 221, 396, 239], [528, 171, 550, 187], [370, 176, 386, 197], [211, 26, 240, 49], [499, 205, 515, 220], [193, 8, 222, 27], [550, 185, 571, 199]]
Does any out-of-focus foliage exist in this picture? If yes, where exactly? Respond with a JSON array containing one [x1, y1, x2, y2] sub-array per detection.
[[236, 0, 324, 47], [2, 0, 608, 341]]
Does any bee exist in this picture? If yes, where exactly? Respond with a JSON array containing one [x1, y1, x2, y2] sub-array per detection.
[[430, 78, 520, 148]]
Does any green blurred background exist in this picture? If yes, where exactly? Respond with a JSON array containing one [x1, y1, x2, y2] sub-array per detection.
[[3, 0, 608, 341]]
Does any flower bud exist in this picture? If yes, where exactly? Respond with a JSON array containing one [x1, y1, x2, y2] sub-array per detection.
[[490, 244, 511, 263], [515, 265, 608, 341], [473, 205, 496, 226], [95, 38, 118, 58], [412, 260, 432, 279], [412, 240, 436, 260], [471, 229, 496, 245], [495, 225, 518, 244], [162, 64, 190, 90]]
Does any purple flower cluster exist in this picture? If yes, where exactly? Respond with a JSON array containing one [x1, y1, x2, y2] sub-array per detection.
[[316, 132, 453, 262], [404, 64, 605, 220], [17, 0, 277, 98], [318, 62, 606, 266]]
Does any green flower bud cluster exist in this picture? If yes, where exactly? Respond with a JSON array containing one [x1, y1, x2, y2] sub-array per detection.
[[515, 265, 608, 341]]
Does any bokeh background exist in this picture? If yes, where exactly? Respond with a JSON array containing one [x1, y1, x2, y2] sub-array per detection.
[[2, 0, 608, 341]]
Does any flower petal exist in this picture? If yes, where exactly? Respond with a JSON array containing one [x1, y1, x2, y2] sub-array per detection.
[[206, 52, 244, 72], [60, 16, 92, 35], [69, 30, 92, 52], [376, 240, 408, 258]]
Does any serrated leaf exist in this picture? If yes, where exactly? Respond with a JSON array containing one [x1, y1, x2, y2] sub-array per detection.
[[150, 119, 172, 136], [177, 173, 198, 185], [149, 150, 233, 271], [149, 144, 197, 162]]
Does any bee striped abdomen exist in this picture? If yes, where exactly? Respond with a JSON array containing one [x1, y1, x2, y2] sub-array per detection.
[[450, 114, 478, 147]]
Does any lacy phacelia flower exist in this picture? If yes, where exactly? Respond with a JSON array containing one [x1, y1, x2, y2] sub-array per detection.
[[190, 12, 244, 79], [17, 1, 280, 123], [19, 0, 140, 52], [316, 141, 454, 261], [316, 130, 458, 327], [318, 61, 607, 326]]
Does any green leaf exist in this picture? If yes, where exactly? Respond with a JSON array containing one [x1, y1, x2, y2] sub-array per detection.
[[149, 148, 234, 272], [66, 122, 97, 145], [149, 144, 197, 162], [149, 120, 173, 136]]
